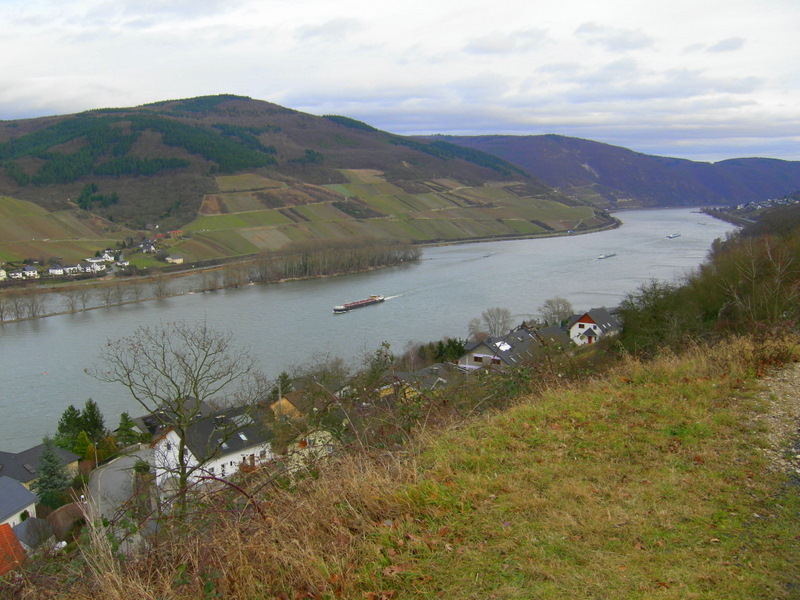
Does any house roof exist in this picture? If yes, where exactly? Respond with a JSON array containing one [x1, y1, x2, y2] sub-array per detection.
[[0, 445, 79, 485], [0, 523, 26, 576], [12, 518, 53, 550], [182, 405, 274, 463], [566, 307, 620, 334], [465, 328, 540, 367], [133, 399, 214, 438], [0, 477, 37, 523], [534, 324, 572, 348], [396, 362, 468, 391]]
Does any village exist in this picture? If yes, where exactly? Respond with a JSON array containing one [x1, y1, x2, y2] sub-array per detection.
[[0, 306, 620, 571]]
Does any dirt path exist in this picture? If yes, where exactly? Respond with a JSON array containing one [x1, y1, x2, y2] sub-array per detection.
[[756, 360, 800, 477]]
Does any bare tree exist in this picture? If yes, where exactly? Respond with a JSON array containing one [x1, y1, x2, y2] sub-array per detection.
[[98, 285, 115, 306], [76, 286, 92, 310], [0, 295, 7, 321], [89, 321, 258, 513], [23, 290, 45, 318], [539, 296, 574, 326], [61, 289, 79, 312], [474, 307, 514, 338], [152, 275, 170, 299], [128, 280, 144, 302]]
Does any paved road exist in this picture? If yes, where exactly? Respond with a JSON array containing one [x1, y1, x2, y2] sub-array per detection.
[[87, 446, 153, 520]]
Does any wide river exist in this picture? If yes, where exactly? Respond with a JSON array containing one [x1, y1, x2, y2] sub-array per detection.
[[1, 208, 737, 451]]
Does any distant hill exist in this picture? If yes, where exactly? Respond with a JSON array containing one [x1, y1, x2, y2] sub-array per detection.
[[1, 96, 619, 264], [433, 134, 800, 209], [0, 95, 545, 230]]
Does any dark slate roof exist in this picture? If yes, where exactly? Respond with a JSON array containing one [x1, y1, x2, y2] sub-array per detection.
[[12, 518, 53, 550], [0, 477, 37, 523], [534, 324, 572, 348], [183, 405, 273, 463], [396, 363, 468, 391], [471, 328, 540, 367], [0, 445, 79, 485], [133, 399, 214, 438]]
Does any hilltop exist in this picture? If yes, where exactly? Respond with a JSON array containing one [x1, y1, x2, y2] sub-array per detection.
[[436, 134, 800, 209], [0, 95, 614, 264]]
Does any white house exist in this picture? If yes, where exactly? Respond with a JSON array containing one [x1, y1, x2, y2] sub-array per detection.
[[21, 266, 39, 279], [152, 405, 274, 490], [165, 255, 184, 265], [47, 265, 64, 276], [566, 308, 620, 346], [0, 477, 37, 529], [0, 269, 6, 281]]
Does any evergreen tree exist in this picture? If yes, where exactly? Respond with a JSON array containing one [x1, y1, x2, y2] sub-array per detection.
[[80, 399, 106, 443], [115, 412, 140, 446], [54, 404, 82, 450], [72, 430, 91, 459], [32, 437, 71, 509]]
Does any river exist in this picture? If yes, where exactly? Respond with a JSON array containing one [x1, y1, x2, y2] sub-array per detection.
[[0, 208, 737, 451]]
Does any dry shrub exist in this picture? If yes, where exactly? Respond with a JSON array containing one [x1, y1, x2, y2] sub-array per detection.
[[69, 451, 418, 599]]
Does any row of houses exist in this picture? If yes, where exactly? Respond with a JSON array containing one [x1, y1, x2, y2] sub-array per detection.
[[128, 307, 620, 498], [0, 445, 80, 574], [1, 249, 129, 282]]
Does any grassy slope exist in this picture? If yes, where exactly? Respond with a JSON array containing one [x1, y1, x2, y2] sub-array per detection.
[[42, 339, 799, 600], [174, 172, 602, 261], [0, 195, 129, 263], [348, 344, 800, 599]]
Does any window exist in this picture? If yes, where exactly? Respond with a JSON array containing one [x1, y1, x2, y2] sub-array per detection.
[[473, 356, 483, 364], [238, 432, 248, 441], [578, 323, 585, 329]]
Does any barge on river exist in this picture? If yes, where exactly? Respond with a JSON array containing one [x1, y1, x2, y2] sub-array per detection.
[[333, 295, 385, 314]]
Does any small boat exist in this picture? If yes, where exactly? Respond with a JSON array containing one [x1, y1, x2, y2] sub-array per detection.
[[333, 295, 385, 314], [666, 232, 681, 239], [596, 253, 616, 260]]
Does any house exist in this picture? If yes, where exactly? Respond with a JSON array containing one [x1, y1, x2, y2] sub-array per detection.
[[22, 266, 39, 279], [566, 307, 620, 346], [151, 405, 274, 488], [8, 270, 23, 279], [0, 477, 37, 528], [0, 268, 6, 281], [0, 444, 80, 490], [395, 362, 468, 394], [47, 265, 65, 276], [0, 523, 26, 576], [100, 250, 115, 262], [80, 261, 106, 273], [165, 255, 184, 265], [458, 327, 540, 370], [12, 518, 54, 554], [63, 264, 82, 276]]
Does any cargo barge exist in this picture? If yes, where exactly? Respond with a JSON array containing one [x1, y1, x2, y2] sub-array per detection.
[[333, 295, 385, 314]]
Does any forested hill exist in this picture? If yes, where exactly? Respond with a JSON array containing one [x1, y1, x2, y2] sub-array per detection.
[[0, 95, 541, 229], [435, 134, 800, 209]]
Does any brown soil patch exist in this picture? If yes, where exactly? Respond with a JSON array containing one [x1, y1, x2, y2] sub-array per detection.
[[200, 195, 227, 215]]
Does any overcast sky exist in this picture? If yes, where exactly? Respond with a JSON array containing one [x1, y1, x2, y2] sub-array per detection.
[[1, 0, 797, 162]]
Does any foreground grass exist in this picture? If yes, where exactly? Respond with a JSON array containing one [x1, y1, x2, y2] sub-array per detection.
[[7, 338, 799, 599], [353, 342, 800, 599]]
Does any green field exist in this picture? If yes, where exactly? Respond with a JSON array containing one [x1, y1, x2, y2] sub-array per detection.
[[0, 171, 615, 264]]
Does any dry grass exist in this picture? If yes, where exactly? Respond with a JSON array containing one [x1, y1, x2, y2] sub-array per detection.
[[5, 336, 800, 599]]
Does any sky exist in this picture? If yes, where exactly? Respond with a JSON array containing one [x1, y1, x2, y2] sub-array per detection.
[[0, 0, 798, 163]]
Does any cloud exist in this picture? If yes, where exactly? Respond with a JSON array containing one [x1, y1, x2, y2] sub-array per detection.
[[463, 28, 547, 54], [707, 37, 745, 53], [575, 22, 654, 52], [295, 18, 363, 43]]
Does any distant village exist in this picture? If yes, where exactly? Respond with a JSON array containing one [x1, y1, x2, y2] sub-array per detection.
[[0, 231, 185, 283]]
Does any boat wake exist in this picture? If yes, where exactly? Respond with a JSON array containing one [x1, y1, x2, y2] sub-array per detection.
[[383, 294, 401, 300]]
